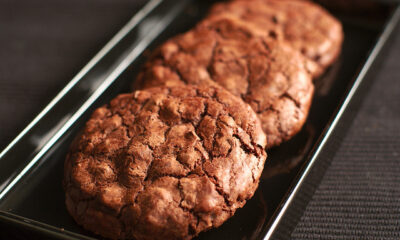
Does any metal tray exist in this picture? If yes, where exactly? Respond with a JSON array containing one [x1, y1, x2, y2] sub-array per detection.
[[0, 0, 399, 239]]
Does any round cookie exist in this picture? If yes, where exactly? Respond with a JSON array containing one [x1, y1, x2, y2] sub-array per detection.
[[206, 0, 344, 76], [134, 18, 314, 148], [64, 85, 267, 240]]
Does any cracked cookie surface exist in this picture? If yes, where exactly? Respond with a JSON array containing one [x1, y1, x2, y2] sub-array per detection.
[[64, 85, 267, 240], [206, 0, 343, 76], [133, 17, 314, 148]]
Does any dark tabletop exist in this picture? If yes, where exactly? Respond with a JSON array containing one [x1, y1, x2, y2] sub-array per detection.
[[1, 0, 400, 239]]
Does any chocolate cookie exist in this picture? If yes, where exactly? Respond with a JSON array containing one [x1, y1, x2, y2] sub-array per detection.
[[134, 18, 314, 148], [206, 0, 344, 76], [64, 85, 267, 240]]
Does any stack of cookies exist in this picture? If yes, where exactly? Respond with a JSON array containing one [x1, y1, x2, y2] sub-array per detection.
[[64, 0, 343, 239]]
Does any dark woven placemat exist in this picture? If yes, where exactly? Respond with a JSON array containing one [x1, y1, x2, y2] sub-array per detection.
[[0, 0, 147, 151], [291, 23, 400, 239]]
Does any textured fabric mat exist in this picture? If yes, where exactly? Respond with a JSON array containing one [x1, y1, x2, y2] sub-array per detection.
[[0, 0, 147, 150], [291, 23, 400, 239]]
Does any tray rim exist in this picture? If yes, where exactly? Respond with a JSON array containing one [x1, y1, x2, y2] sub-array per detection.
[[0, 0, 164, 199], [263, 4, 400, 239], [0, 1, 399, 240], [0, 0, 162, 159]]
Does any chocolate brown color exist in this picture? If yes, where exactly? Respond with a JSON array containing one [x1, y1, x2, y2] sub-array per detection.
[[206, 0, 344, 76], [134, 17, 314, 148], [64, 85, 267, 240]]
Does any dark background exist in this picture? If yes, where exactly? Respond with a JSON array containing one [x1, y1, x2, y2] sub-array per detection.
[[0, 0, 400, 239]]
